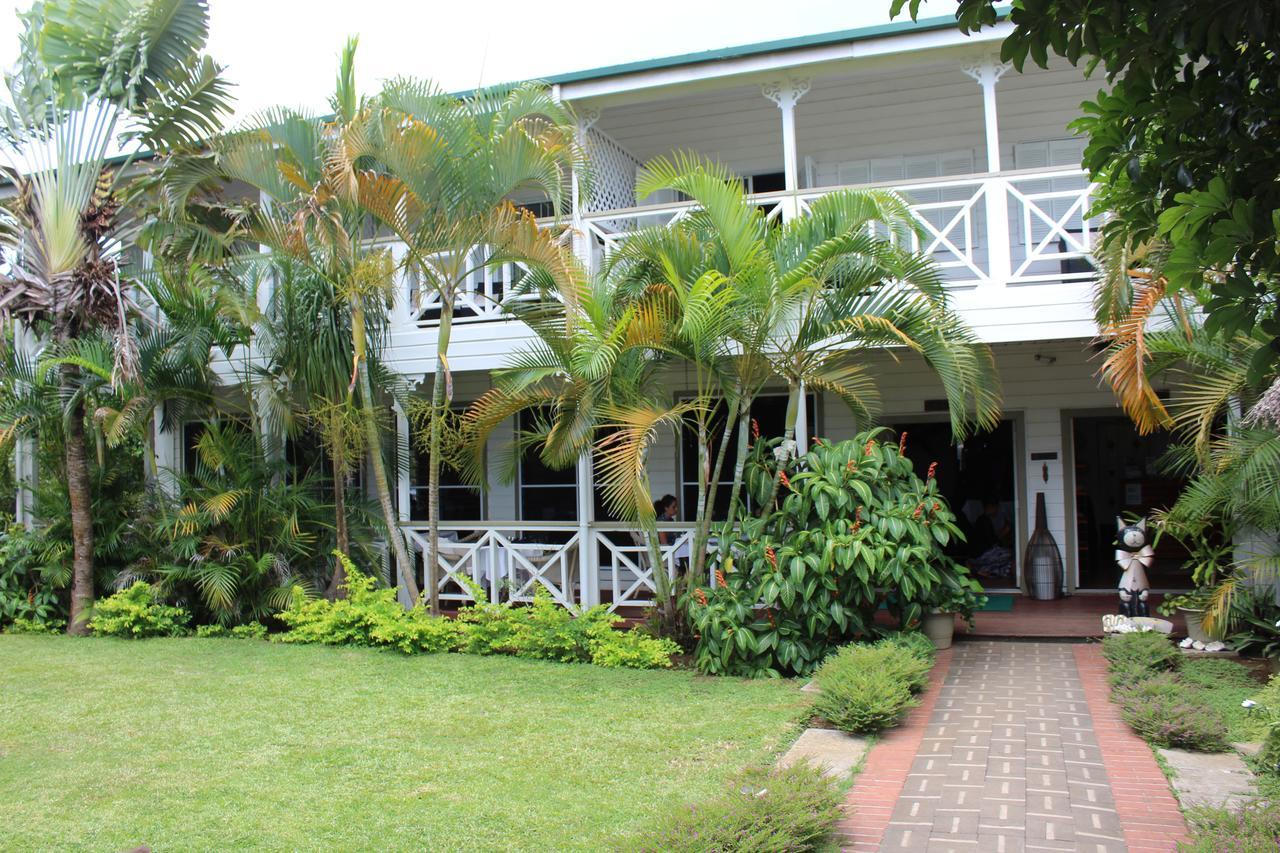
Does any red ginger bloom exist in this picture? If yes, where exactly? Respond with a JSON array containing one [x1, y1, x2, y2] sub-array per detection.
[[694, 588, 708, 607], [927, 461, 938, 481], [765, 547, 778, 569], [779, 470, 792, 490], [913, 503, 924, 519], [864, 439, 875, 457], [899, 432, 908, 455], [714, 569, 727, 588], [853, 507, 863, 531], [751, 418, 761, 440], [845, 460, 857, 473]]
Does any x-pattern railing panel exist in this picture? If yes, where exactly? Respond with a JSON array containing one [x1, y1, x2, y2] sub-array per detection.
[[1005, 176, 1097, 283]]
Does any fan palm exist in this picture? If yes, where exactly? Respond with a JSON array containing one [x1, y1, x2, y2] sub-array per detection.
[[0, 0, 231, 632]]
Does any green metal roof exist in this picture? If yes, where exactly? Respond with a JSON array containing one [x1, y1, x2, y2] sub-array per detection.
[[528, 10, 1000, 90]]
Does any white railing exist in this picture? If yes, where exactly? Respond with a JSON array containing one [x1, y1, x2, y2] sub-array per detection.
[[398, 168, 1098, 326], [579, 167, 1097, 291], [401, 521, 705, 612]]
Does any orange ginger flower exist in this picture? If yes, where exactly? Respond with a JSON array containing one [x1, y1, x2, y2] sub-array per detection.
[[914, 503, 924, 519], [927, 461, 938, 481], [715, 569, 727, 588], [864, 438, 875, 456], [853, 507, 863, 531], [765, 547, 778, 569], [779, 470, 792, 490], [694, 588, 708, 606], [899, 431, 908, 455]]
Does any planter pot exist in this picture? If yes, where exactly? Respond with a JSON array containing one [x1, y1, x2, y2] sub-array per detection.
[[922, 611, 956, 650], [1179, 607, 1212, 644]]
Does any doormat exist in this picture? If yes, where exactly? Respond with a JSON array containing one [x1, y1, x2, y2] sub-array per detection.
[[979, 593, 1016, 612]]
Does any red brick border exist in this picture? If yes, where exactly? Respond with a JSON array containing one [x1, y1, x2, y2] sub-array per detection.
[[836, 647, 953, 851], [1073, 644, 1190, 852]]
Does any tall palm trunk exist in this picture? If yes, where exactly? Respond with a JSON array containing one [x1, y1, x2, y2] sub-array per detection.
[[426, 297, 454, 616], [760, 383, 801, 513], [352, 304, 420, 601], [691, 399, 741, 580], [723, 409, 752, 527], [62, 366, 95, 635], [326, 469, 350, 599]]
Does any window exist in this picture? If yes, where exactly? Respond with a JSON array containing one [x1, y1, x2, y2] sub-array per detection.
[[678, 393, 817, 521], [518, 409, 578, 522], [410, 409, 483, 521]]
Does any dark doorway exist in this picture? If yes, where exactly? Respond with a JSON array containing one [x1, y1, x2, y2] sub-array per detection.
[[1072, 415, 1190, 589], [889, 421, 1019, 590]]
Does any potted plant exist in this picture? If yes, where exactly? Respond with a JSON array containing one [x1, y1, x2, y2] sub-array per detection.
[[919, 574, 986, 650], [1151, 514, 1233, 644], [1157, 592, 1214, 644]]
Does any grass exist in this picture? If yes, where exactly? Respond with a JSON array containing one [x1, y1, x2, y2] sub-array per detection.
[[0, 635, 808, 851], [1179, 657, 1271, 743]]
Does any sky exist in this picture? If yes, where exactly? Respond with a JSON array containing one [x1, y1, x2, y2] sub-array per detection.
[[0, 0, 943, 122]]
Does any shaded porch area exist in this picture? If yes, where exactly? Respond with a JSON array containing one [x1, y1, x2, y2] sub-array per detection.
[[955, 593, 1187, 639]]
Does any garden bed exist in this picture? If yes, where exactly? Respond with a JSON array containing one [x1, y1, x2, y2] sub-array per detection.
[[0, 635, 806, 851]]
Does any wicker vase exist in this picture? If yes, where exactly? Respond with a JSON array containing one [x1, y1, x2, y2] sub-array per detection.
[[1025, 492, 1064, 600]]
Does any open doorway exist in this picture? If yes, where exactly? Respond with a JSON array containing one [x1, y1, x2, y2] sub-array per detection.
[[888, 420, 1020, 590], [1070, 415, 1191, 589]]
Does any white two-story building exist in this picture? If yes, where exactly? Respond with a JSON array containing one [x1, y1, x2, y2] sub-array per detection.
[[140, 12, 1188, 612]]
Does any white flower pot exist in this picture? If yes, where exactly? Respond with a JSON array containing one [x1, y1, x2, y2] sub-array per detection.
[[922, 612, 955, 650]]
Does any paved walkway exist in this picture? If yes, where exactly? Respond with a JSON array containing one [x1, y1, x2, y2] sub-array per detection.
[[839, 641, 1188, 853]]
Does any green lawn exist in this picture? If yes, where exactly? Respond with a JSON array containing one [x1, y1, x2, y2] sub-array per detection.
[[0, 636, 808, 851]]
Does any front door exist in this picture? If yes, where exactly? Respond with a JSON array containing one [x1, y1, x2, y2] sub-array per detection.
[[1070, 415, 1191, 590], [889, 420, 1020, 591]]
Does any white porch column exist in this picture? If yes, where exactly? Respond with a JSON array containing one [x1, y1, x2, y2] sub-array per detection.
[[762, 78, 811, 222], [395, 402, 411, 523], [963, 59, 1014, 287], [570, 108, 600, 275], [575, 450, 599, 608], [12, 321, 35, 527]]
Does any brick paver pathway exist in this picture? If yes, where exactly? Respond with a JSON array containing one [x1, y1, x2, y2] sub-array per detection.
[[840, 641, 1188, 853]]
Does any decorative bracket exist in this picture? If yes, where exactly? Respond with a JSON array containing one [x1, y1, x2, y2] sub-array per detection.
[[961, 58, 1013, 86], [577, 107, 601, 136], [761, 78, 811, 110]]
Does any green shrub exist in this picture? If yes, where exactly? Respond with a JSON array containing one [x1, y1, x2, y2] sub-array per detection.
[[1115, 673, 1229, 751], [1102, 631, 1181, 673], [197, 621, 269, 640], [686, 430, 977, 677], [1179, 800, 1280, 853], [90, 582, 191, 638], [876, 630, 937, 663], [276, 555, 460, 654], [812, 644, 925, 733], [589, 624, 681, 669], [1106, 658, 1170, 690], [0, 519, 63, 630], [4, 616, 64, 634], [621, 763, 840, 852], [276, 554, 675, 669]]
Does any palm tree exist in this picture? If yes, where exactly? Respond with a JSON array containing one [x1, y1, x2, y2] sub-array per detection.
[[0, 0, 231, 633], [344, 80, 588, 614], [161, 41, 423, 601], [604, 155, 1002, 579]]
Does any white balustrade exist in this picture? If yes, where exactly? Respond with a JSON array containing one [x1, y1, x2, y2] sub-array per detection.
[[400, 521, 703, 612]]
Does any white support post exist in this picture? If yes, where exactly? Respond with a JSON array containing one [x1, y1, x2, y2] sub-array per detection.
[[575, 450, 599, 608], [963, 59, 1014, 286], [571, 108, 600, 275], [395, 403, 411, 523], [762, 78, 811, 222], [12, 321, 35, 527]]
